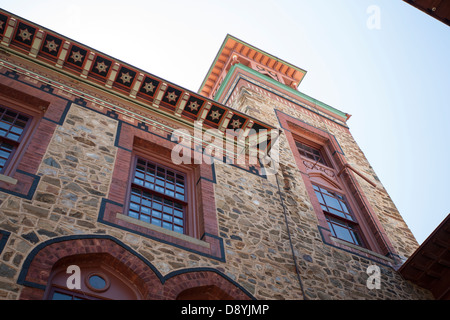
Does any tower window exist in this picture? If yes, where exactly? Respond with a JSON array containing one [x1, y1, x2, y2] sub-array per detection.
[[295, 140, 327, 165], [313, 184, 365, 247]]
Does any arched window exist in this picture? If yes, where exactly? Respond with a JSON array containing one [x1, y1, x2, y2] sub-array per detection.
[[44, 253, 142, 300]]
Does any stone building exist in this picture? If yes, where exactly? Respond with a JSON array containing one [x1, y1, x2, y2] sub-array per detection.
[[0, 9, 438, 300]]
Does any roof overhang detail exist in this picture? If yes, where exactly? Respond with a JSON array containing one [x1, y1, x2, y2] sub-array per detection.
[[0, 10, 278, 155], [199, 34, 307, 100], [403, 0, 450, 27], [398, 214, 450, 300]]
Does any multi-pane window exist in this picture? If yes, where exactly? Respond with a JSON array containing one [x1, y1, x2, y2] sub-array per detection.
[[295, 140, 326, 165], [313, 184, 365, 247], [50, 290, 90, 300], [0, 106, 31, 173], [128, 157, 186, 234]]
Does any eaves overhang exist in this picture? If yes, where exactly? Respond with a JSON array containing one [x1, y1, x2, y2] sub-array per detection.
[[199, 34, 308, 99], [403, 0, 450, 27], [0, 9, 277, 153], [398, 214, 450, 300]]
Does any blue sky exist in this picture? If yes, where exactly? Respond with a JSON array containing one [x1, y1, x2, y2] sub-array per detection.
[[1, 0, 449, 245]]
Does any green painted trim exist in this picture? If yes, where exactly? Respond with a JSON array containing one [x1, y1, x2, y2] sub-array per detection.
[[215, 63, 348, 120], [198, 34, 308, 94]]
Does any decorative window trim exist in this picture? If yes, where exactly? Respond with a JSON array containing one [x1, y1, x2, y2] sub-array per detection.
[[276, 109, 398, 260], [116, 212, 210, 249], [0, 94, 45, 177], [104, 123, 224, 261]]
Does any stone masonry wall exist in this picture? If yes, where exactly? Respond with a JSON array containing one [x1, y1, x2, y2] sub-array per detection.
[[220, 85, 433, 299], [0, 80, 433, 300]]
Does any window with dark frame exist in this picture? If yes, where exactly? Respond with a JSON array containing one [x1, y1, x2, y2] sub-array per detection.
[[0, 105, 31, 173], [313, 184, 365, 247], [295, 140, 327, 165], [50, 289, 93, 300], [127, 157, 187, 234]]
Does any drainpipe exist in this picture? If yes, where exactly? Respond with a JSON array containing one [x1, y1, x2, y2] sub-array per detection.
[[274, 169, 307, 300]]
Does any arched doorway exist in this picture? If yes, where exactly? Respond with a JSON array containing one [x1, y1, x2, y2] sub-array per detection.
[[17, 235, 165, 300], [44, 253, 141, 300], [17, 235, 255, 300]]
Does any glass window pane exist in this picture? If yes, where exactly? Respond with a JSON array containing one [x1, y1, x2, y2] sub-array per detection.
[[130, 194, 141, 203], [3, 115, 14, 124], [152, 219, 161, 227], [142, 198, 151, 207], [6, 132, 20, 141], [157, 168, 165, 178], [18, 114, 29, 120], [174, 202, 183, 210], [153, 202, 162, 211], [165, 190, 175, 197], [351, 230, 364, 246], [175, 193, 185, 201], [174, 217, 183, 226], [52, 292, 72, 300], [333, 224, 354, 243], [174, 209, 183, 218], [129, 202, 140, 211], [152, 210, 161, 219], [10, 126, 23, 135], [166, 183, 175, 190], [163, 206, 173, 214], [323, 194, 341, 210], [144, 181, 154, 189], [328, 208, 346, 219], [88, 275, 106, 290], [141, 206, 150, 215], [314, 191, 324, 204], [128, 210, 139, 219], [340, 201, 350, 213], [140, 215, 150, 223], [176, 186, 184, 194], [0, 122, 9, 130], [173, 225, 183, 234], [162, 221, 172, 230]]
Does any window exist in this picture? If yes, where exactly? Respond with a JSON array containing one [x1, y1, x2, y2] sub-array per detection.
[[45, 253, 141, 300], [127, 157, 187, 234], [49, 288, 92, 300], [277, 110, 396, 257], [295, 140, 327, 166], [0, 105, 31, 173], [313, 184, 365, 247]]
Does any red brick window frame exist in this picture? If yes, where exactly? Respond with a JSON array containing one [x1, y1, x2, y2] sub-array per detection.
[[0, 105, 32, 173], [105, 123, 222, 259], [276, 110, 397, 258], [0, 91, 45, 179]]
